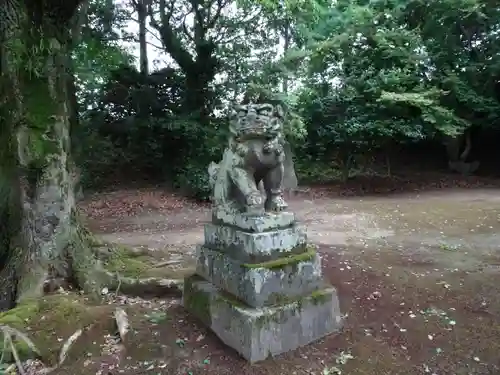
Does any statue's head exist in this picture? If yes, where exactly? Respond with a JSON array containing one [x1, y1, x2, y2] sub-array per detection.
[[230, 103, 284, 137]]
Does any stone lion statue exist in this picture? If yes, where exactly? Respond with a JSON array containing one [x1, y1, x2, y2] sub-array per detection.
[[208, 102, 296, 215]]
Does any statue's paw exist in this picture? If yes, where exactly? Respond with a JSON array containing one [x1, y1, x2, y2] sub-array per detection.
[[265, 196, 288, 212], [246, 192, 264, 207]]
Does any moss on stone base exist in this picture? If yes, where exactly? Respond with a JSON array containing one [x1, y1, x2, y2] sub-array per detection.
[[214, 291, 248, 309], [183, 275, 337, 348], [261, 283, 334, 309], [254, 287, 334, 328], [183, 274, 212, 326], [266, 292, 297, 306], [184, 274, 253, 326], [241, 246, 316, 270], [310, 288, 332, 305]]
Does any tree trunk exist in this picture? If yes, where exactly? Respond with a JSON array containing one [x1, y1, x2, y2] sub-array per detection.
[[147, 0, 217, 121], [185, 74, 208, 119], [444, 134, 464, 162], [0, 42, 24, 311], [282, 19, 290, 94], [19, 38, 105, 302], [137, 0, 149, 76], [444, 132, 480, 175], [0, 29, 105, 311]]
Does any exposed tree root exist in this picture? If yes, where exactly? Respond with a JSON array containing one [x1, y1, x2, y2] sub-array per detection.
[[3, 210, 184, 310], [99, 267, 183, 297], [114, 308, 129, 343], [40, 234, 184, 299], [65, 216, 108, 300], [87, 236, 185, 298], [92, 242, 156, 260], [46, 213, 185, 300]]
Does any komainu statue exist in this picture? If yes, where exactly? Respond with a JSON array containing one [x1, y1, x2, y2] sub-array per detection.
[[208, 102, 296, 215]]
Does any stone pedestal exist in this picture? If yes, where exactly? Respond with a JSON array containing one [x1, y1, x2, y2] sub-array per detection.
[[183, 210, 343, 363]]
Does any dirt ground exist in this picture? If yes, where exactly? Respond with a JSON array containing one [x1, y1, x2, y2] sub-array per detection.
[[70, 176, 500, 375]]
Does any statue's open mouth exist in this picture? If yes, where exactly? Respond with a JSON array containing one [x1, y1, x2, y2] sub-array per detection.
[[239, 121, 268, 134]]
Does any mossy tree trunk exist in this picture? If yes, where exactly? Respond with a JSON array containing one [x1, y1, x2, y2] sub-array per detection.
[[0, 0, 105, 311], [0, 40, 25, 311], [16, 37, 105, 303]]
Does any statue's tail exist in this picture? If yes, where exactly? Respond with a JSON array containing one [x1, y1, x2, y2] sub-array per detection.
[[282, 141, 298, 190], [208, 161, 219, 188], [208, 150, 232, 206]]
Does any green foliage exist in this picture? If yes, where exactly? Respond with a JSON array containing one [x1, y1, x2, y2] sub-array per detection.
[[294, 157, 340, 184], [173, 163, 212, 200], [377, 90, 469, 136], [76, 131, 129, 188], [77, 64, 227, 196], [281, 0, 500, 176], [73, 31, 134, 110], [3, 0, 500, 212], [169, 119, 226, 199], [73, 0, 500, 191]]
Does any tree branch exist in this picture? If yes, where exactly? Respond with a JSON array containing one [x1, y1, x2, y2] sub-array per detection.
[[188, 0, 206, 28], [70, 0, 92, 43], [125, 16, 163, 45], [182, 13, 195, 42], [147, 0, 195, 72], [147, 41, 164, 50], [146, 27, 164, 44], [207, 0, 231, 29]]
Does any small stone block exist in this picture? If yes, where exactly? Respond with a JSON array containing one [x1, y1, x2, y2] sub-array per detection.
[[204, 223, 307, 262], [183, 277, 343, 363], [195, 246, 323, 307], [212, 208, 295, 232]]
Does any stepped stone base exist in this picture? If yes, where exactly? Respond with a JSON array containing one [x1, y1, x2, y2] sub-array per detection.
[[183, 276, 343, 363], [212, 208, 295, 233], [195, 246, 323, 307], [204, 223, 307, 262]]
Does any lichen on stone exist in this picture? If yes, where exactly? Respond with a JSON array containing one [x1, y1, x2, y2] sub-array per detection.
[[253, 287, 333, 329], [266, 292, 298, 306]]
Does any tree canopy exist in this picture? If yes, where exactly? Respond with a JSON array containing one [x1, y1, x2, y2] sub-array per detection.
[[5, 0, 500, 196], [66, 0, 500, 190]]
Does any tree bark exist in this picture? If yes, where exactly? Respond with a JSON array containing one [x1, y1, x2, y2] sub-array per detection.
[[0, 4, 105, 310], [137, 0, 149, 76], [444, 134, 464, 162], [282, 19, 290, 94], [444, 132, 480, 175], [0, 42, 24, 311], [15, 38, 105, 304]]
